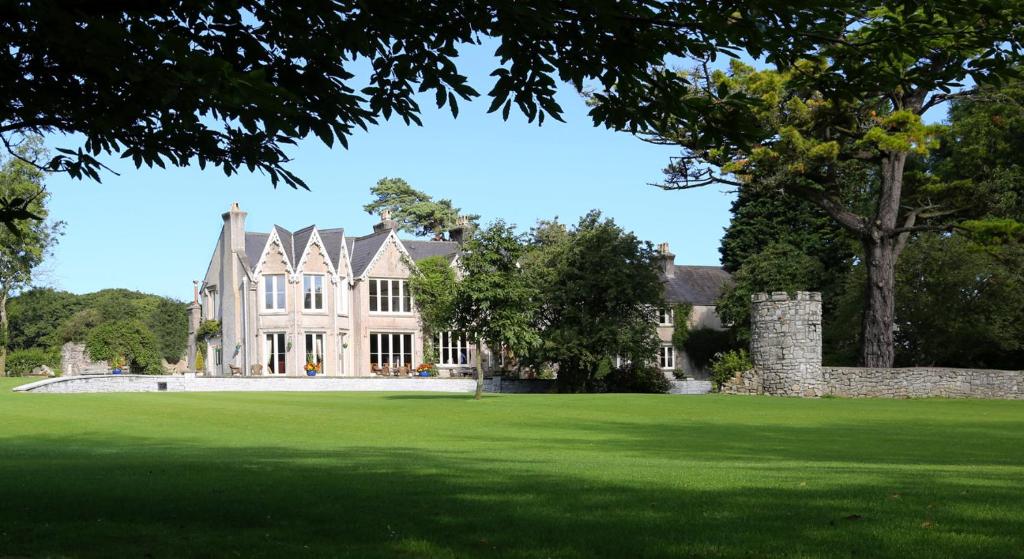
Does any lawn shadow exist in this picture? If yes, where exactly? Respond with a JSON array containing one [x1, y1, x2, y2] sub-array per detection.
[[0, 431, 1021, 558]]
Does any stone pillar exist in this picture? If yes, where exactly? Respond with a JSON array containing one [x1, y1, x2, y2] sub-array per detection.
[[186, 280, 202, 372], [750, 291, 824, 397]]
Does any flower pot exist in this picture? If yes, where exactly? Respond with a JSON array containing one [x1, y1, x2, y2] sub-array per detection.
[[306, 370, 317, 377], [419, 371, 430, 377], [112, 368, 122, 375]]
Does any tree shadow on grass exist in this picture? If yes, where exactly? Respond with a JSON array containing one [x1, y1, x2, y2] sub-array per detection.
[[0, 432, 1021, 559]]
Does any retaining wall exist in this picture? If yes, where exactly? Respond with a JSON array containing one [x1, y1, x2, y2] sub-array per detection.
[[723, 367, 1023, 399], [14, 375, 480, 394]]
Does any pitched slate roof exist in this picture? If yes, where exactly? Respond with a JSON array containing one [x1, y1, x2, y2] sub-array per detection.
[[272, 225, 296, 266], [403, 240, 460, 262], [318, 228, 346, 271], [348, 230, 392, 277], [664, 265, 733, 306], [244, 233, 270, 269], [291, 225, 316, 266]]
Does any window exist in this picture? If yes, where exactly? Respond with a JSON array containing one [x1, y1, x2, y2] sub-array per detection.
[[205, 289, 218, 319], [368, 278, 411, 313], [303, 275, 324, 311], [214, 347, 223, 366], [370, 332, 413, 368], [614, 356, 632, 369], [659, 308, 674, 326], [336, 278, 347, 314], [305, 333, 324, 368], [658, 346, 675, 369], [265, 333, 287, 375], [434, 332, 470, 366], [263, 274, 286, 311]]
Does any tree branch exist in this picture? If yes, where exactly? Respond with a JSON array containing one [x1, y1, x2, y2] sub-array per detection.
[[788, 183, 867, 235]]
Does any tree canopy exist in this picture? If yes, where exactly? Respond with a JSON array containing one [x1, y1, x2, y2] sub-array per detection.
[[364, 178, 478, 240], [639, 3, 1024, 367]]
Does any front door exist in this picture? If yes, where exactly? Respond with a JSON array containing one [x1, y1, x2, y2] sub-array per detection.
[[265, 333, 287, 375]]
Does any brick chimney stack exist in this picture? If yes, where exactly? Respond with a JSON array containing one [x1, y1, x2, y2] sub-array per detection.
[[373, 209, 399, 233], [222, 202, 247, 253], [448, 215, 472, 245]]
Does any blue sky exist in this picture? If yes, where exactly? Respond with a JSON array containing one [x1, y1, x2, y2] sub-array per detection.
[[39, 43, 737, 301]]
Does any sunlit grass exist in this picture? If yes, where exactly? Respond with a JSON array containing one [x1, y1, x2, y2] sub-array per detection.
[[1, 377, 1022, 558]]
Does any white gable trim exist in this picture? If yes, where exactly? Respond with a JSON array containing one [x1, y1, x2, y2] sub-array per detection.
[[338, 233, 354, 283], [253, 228, 295, 277], [294, 228, 337, 277], [358, 230, 417, 280]]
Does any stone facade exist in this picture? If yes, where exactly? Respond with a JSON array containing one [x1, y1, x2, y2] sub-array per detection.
[[60, 342, 109, 376], [749, 291, 824, 397]]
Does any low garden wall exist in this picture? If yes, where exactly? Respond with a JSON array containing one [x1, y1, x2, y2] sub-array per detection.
[[723, 367, 1023, 400], [669, 380, 712, 395], [14, 375, 480, 394]]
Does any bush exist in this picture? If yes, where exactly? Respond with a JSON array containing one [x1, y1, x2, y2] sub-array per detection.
[[6, 347, 60, 376], [86, 320, 164, 374], [671, 368, 688, 380], [604, 363, 671, 394], [683, 327, 737, 370], [708, 349, 752, 391]]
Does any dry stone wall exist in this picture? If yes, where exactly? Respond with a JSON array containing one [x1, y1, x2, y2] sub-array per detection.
[[60, 342, 109, 376], [823, 367, 1022, 399]]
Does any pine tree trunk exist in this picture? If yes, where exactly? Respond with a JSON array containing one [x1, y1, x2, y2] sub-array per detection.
[[474, 340, 484, 400], [859, 153, 907, 368], [860, 235, 897, 367]]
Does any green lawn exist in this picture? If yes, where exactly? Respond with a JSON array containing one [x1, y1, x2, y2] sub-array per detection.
[[1, 378, 1022, 558]]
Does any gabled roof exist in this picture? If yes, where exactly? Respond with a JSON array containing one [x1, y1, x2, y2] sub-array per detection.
[[292, 225, 316, 267], [319, 228, 346, 271], [663, 265, 733, 306], [244, 232, 270, 269], [349, 230, 392, 277], [272, 225, 296, 265], [403, 240, 460, 262]]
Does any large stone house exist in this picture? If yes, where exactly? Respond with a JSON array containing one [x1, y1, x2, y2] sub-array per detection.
[[192, 203, 731, 379]]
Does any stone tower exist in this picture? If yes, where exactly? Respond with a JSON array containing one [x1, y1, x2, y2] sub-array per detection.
[[750, 291, 824, 397]]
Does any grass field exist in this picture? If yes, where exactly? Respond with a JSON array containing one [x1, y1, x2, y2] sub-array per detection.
[[1, 378, 1022, 558]]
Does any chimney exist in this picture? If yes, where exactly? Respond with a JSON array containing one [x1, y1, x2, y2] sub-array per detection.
[[448, 215, 472, 245], [193, 280, 200, 304], [373, 209, 399, 233], [657, 242, 675, 277], [222, 202, 247, 253]]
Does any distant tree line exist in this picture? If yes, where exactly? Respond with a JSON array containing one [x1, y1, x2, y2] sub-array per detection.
[[6, 288, 188, 375]]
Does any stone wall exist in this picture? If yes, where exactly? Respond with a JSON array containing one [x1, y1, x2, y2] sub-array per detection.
[[823, 367, 1023, 399], [15, 375, 481, 394], [749, 292, 824, 397], [60, 342, 109, 376], [668, 380, 712, 395]]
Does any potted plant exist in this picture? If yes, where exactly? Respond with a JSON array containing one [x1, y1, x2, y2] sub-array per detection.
[[304, 354, 321, 377], [111, 355, 126, 375], [415, 363, 437, 377]]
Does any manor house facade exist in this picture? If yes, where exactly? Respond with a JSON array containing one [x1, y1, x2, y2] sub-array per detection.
[[191, 203, 730, 379]]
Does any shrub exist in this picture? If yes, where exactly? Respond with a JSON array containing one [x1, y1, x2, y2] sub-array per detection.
[[604, 363, 671, 394], [671, 368, 688, 380], [86, 320, 164, 374], [6, 347, 61, 376], [683, 327, 737, 370], [708, 349, 752, 391]]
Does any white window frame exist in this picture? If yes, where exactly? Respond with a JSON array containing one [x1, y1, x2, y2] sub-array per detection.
[[614, 356, 632, 369], [264, 332, 287, 375], [304, 332, 325, 368], [302, 274, 325, 312], [262, 274, 287, 313], [659, 346, 675, 369], [368, 278, 412, 314], [336, 278, 348, 315], [659, 308, 674, 326], [434, 331, 470, 366], [369, 332, 414, 368]]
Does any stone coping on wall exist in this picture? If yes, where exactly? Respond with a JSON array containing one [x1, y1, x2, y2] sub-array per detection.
[[13, 375, 480, 394]]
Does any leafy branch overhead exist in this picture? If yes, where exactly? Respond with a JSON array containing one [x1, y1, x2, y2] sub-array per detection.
[[1, 2, 853, 189]]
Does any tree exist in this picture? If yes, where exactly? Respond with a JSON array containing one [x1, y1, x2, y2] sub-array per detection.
[[454, 221, 539, 399], [526, 211, 664, 392], [6, 288, 80, 350], [0, 1, 843, 219], [364, 178, 478, 240], [715, 242, 824, 343], [642, 4, 1024, 366], [0, 138, 62, 375], [407, 255, 459, 365], [894, 234, 1024, 369]]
